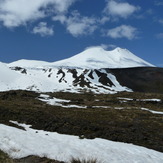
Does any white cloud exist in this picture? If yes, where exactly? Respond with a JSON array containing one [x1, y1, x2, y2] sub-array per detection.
[[104, 0, 140, 19], [0, 0, 75, 27], [32, 22, 54, 37], [53, 15, 67, 24], [52, 0, 76, 13], [106, 25, 138, 40], [66, 13, 97, 37], [53, 11, 98, 37]]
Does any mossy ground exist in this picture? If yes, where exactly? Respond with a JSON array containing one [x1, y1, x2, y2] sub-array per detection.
[[0, 90, 163, 162], [0, 150, 14, 163], [0, 150, 64, 163]]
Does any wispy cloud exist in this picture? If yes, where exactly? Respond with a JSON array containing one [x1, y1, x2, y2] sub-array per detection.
[[53, 11, 98, 37], [0, 0, 76, 28], [159, 19, 163, 25], [101, 44, 117, 50], [106, 25, 138, 40], [32, 22, 54, 37], [104, 0, 140, 19], [146, 9, 154, 15], [99, 16, 110, 24], [155, 1, 163, 6], [156, 33, 163, 39]]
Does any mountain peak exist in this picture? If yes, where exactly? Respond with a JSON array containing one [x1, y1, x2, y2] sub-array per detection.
[[51, 46, 154, 69], [114, 47, 127, 52]]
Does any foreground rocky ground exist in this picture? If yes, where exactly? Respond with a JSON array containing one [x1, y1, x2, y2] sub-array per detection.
[[0, 90, 163, 162]]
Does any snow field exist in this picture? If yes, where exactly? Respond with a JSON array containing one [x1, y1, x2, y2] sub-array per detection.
[[0, 121, 163, 163]]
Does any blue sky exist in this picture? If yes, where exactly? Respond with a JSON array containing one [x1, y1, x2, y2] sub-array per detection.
[[0, 0, 163, 66]]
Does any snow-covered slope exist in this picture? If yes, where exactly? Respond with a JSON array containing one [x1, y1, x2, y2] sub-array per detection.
[[0, 122, 163, 163], [8, 47, 154, 69], [0, 62, 22, 91], [0, 62, 19, 82], [0, 63, 132, 93], [8, 59, 50, 68]]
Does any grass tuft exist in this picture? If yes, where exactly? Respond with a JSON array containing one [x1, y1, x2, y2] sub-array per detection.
[[70, 158, 98, 163]]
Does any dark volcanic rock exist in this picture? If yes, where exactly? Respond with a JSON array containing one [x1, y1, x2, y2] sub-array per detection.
[[108, 67, 163, 94]]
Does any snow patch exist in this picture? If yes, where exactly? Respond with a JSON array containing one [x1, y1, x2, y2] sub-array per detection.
[[38, 94, 87, 108], [138, 99, 161, 102], [118, 97, 133, 101], [141, 108, 163, 115]]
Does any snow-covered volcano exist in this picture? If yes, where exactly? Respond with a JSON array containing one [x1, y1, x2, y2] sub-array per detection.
[[8, 47, 154, 69], [0, 46, 156, 93], [50, 47, 154, 69]]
